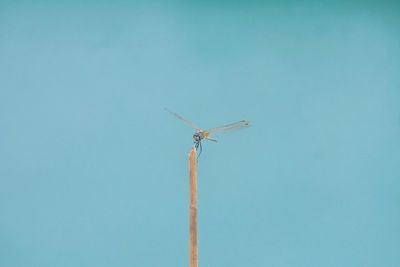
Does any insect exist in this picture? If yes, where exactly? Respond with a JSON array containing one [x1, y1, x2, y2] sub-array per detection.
[[164, 108, 251, 157]]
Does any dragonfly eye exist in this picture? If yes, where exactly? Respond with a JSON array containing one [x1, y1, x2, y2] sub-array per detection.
[[193, 133, 201, 142]]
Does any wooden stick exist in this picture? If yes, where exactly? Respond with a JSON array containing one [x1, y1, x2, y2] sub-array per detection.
[[189, 147, 198, 267]]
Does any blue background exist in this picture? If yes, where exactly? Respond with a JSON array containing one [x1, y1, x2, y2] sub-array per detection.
[[1, 2, 400, 266]]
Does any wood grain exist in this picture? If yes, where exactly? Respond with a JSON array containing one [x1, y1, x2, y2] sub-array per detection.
[[189, 148, 198, 267]]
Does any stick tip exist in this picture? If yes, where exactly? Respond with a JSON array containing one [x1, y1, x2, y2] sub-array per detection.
[[189, 146, 197, 159]]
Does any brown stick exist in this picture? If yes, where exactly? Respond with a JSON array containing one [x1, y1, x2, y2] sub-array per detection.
[[189, 147, 198, 267]]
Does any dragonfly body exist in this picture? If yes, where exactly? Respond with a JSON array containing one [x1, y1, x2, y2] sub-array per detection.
[[193, 130, 212, 142], [192, 130, 217, 155], [165, 108, 250, 157]]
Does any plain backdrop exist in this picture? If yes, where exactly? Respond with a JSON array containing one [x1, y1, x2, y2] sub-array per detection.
[[1, 1, 399, 267]]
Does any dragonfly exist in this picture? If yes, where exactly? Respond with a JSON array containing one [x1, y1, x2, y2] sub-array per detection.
[[164, 108, 251, 157]]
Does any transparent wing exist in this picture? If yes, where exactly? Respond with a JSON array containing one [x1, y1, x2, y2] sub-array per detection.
[[205, 120, 251, 136], [164, 108, 202, 131]]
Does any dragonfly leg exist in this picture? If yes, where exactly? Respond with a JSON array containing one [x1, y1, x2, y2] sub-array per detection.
[[197, 141, 202, 159], [193, 140, 202, 159]]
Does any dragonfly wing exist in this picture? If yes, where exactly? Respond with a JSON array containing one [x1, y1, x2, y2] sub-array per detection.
[[164, 108, 202, 131], [205, 120, 251, 136]]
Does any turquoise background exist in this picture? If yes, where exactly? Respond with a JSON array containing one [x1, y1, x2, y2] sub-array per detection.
[[1, 2, 400, 266]]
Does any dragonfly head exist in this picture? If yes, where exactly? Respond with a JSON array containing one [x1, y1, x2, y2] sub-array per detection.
[[193, 132, 202, 142]]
